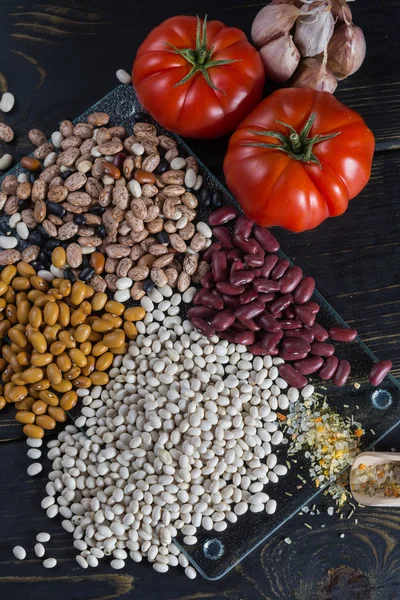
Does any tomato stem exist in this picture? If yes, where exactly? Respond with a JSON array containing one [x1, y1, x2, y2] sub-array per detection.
[[243, 113, 340, 168], [165, 16, 240, 94]]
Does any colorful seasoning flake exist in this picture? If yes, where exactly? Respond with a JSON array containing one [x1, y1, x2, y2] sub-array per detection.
[[352, 462, 400, 498]]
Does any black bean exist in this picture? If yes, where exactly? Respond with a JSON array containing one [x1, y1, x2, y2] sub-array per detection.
[[61, 169, 72, 180], [18, 199, 29, 210], [47, 202, 66, 218], [143, 278, 155, 293], [44, 238, 60, 250], [199, 188, 211, 207], [0, 221, 11, 234], [155, 159, 169, 175], [73, 214, 86, 225], [80, 267, 95, 282], [156, 231, 169, 244], [64, 268, 77, 282], [28, 172, 37, 184], [211, 190, 223, 209], [28, 230, 43, 245], [30, 260, 40, 271], [96, 224, 107, 239], [90, 205, 105, 216], [35, 262, 49, 272], [174, 253, 185, 262], [37, 224, 50, 239], [133, 111, 149, 123], [81, 254, 91, 269]]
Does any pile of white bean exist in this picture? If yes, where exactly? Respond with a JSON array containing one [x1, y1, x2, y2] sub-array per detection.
[[40, 292, 314, 578]]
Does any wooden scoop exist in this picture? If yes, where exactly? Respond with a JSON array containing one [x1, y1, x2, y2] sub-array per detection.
[[350, 451, 400, 507]]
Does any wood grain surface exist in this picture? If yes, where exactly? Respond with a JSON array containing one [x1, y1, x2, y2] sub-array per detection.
[[1, 0, 400, 598]]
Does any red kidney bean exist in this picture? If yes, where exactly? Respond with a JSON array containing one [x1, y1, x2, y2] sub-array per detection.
[[258, 292, 275, 303], [262, 330, 283, 352], [303, 301, 320, 314], [294, 306, 316, 327], [307, 322, 329, 341], [278, 319, 302, 330], [234, 215, 254, 240], [239, 289, 258, 305], [253, 268, 262, 278], [253, 278, 280, 293], [258, 312, 281, 332], [310, 342, 335, 357], [230, 260, 244, 275], [193, 289, 207, 305], [200, 290, 224, 310], [333, 360, 351, 386], [261, 255, 279, 278], [270, 294, 293, 316], [280, 350, 309, 361], [280, 266, 303, 294], [368, 359, 392, 386], [271, 258, 290, 280], [278, 364, 307, 389], [218, 329, 237, 343], [221, 294, 242, 310], [248, 343, 270, 355], [319, 356, 339, 380], [241, 318, 261, 332], [209, 205, 238, 226], [293, 276, 315, 304], [235, 300, 265, 321], [231, 270, 255, 286], [211, 309, 236, 332], [188, 306, 217, 320], [234, 330, 256, 345], [212, 226, 234, 250], [192, 317, 216, 338], [227, 248, 242, 262], [328, 327, 357, 342], [294, 355, 324, 375], [212, 251, 228, 283], [284, 329, 314, 343], [281, 338, 311, 355], [200, 272, 215, 288], [245, 254, 264, 267], [202, 242, 222, 262], [253, 225, 280, 252], [283, 307, 296, 320], [216, 282, 245, 296], [233, 235, 258, 254]]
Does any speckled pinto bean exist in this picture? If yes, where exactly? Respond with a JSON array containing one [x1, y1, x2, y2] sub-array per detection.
[[212, 226, 234, 250], [208, 205, 238, 226], [319, 356, 339, 380], [332, 360, 351, 386], [212, 252, 228, 283], [368, 360, 393, 386], [253, 225, 280, 252], [293, 355, 324, 375], [278, 364, 308, 389], [328, 327, 358, 342], [211, 309, 236, 332], [293, 276, 315, 304]]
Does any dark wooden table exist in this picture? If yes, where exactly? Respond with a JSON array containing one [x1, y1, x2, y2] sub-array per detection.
[[1, 0, 400, 598]]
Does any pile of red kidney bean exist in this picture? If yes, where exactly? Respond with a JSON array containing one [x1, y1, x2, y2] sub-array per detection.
[[188, 206, 392, 390]]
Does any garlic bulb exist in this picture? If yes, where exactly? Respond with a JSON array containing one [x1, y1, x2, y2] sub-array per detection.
[[260, 35, 301, 82], [294, 2, 335, 57], [327, 23, 366, 79], [291, 55, 338, 93], [331, 0, 353, 23], [251, 3, 302, 48]]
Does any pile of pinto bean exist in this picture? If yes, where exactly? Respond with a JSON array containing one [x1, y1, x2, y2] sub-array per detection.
[[188, 206, 392, 390]]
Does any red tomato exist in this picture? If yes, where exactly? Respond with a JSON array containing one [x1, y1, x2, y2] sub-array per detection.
[[223, 88, 375, 232], [132, 16, 265, 138]]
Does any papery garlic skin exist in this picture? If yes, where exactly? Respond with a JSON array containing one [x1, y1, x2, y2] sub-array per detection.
[[251, 4, 301, 48], [260, 35, 301, 82], [294, 2, 335, 57], [291, 56, 338, 93], [327, 23, 366, 79]]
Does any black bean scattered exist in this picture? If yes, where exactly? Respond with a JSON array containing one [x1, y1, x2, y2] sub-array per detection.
[[37, 224, 50, 239], [30, 260, 41, 271], [154, 159, 169, 175], [81, 254, 91, 269], [44, 239, 60, 250], [18, 199, 29, 210], [28, 230, 43, 245], [199, 188, 212, 207], [211, 190, 223, 209], [143, 278, 155, 293], [0, 222, 11, 234], [64, 268, 77, 282], [132, 111, 149, 123], [73, 214, 86, 225], [47, 202, 66, 218], [156, 231, 169, 244], [28, 172, 37, 184], [79, 267, 95, 282], [96, 224, 107, 239], [90, 205, 105, 216], [60, 169, 72, 180]]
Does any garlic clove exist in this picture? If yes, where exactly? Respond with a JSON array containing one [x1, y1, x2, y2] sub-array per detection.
[[251, 3, 301, 48], [327, 23, 366, 80], [294, 2, 335, 57], [260, 35, 301, 82], [331, 0, 353, 23], [291, 56, 338, 94]]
